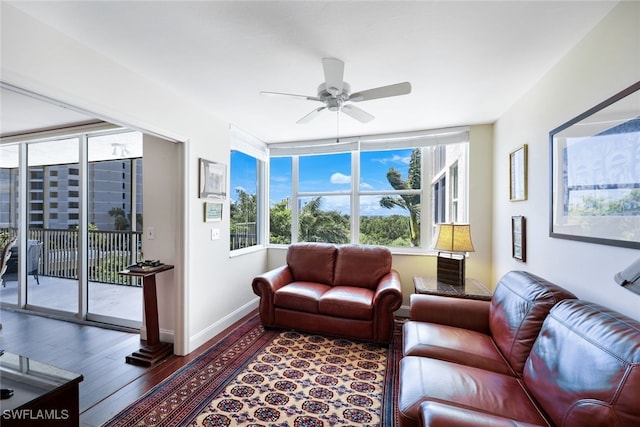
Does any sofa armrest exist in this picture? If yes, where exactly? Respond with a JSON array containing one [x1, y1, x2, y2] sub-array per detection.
[[252, 265, 293, 326], [409, 294, 491, 334], [373, 269, 403, 310], [419, 401, 544, 427], [371, 269, 403, 343]]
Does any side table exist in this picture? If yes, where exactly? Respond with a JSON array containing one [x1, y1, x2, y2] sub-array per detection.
[[413, 276, 492, 301], [119, 264, 174, 366]]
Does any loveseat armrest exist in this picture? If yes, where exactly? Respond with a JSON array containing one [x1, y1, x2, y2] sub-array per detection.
[[373, 270, 403, 310], [409, 294, 490, 334], [419, 401, 544, 427], [372, 270, 403, 343], [252, 265, 293, 326]]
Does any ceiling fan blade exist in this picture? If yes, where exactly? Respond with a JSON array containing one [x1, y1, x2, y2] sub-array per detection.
[[297, 106, 326, 124], [322, 58, 344, 97], [259, 91, 321, 102], [348, 82, 412, 102], [341, 104, 374, 123]]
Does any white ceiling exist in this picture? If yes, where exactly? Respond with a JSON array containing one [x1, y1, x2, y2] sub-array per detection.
[[2, 1, 618, 143]]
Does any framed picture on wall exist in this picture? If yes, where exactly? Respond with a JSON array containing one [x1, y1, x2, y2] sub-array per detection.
[[549, 80, 640, 249], [512, 215, 526, 262], [204, 201, 223, 222], [199, 158, 226, 199], [509, 144, 528, 201]]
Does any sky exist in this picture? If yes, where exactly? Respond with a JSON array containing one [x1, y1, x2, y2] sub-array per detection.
[[230, 148, 415, 217]]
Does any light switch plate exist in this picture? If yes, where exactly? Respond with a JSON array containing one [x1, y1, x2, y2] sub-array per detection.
[[211, 228, 220, 240]]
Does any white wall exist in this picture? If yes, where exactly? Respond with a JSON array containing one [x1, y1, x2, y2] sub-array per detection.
[[493, 1, 640, 320], [1, 4, 265, 354]]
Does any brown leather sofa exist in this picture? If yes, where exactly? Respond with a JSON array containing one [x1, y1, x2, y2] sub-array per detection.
[[399, 271, 640, 426], [252, 242, 402, 344]]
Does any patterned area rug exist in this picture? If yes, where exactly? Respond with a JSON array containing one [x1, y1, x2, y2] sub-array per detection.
[[104, 315, 402, 426]]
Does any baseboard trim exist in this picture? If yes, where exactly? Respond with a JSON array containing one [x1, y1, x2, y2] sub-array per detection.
[[188, 298, 260, 352]]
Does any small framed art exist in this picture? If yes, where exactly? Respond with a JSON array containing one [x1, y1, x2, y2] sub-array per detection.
[[512, 215, 526, 262], [204, 201, 223, 222], [509, 144, 528, 201], [199, 158, 226, 199]]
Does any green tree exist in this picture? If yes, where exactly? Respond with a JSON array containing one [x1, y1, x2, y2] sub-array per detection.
[[379, 148, 421, 246], [269, 199, 291, 244], [298, 196, 349, 243], [109, 207, 129, 230]]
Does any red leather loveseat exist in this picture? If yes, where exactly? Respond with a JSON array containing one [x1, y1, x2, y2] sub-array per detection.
[[398, 271, 640, 426], [252, 242, 402, 344]]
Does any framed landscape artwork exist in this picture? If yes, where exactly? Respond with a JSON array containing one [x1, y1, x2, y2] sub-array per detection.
[[549, 81, 640, 249]]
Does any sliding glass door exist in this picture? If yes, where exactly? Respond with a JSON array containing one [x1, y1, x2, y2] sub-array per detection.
[[0, 128, 144, 328], [86, 131, 143, 326]]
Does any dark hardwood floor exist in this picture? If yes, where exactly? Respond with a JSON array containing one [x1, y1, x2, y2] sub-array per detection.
[[0, 308, 256, 426]]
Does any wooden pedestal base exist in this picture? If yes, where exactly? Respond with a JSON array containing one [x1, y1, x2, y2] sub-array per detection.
[[126, 342, 174, 367], [119, 264, 175, 367]]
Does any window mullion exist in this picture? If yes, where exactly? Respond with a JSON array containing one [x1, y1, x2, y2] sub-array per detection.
[[351, 150, 359, 244], [291, 156, 299, 243]]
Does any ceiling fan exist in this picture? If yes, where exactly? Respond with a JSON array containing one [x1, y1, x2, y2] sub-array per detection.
[[260, 58, 412, 124]]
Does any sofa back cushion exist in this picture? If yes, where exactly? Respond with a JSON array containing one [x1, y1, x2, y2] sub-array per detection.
[[333, 244, 391, 289], [489, 271, 576, 376], [524, 299, 640, 426], [286, 242, 337, 285]]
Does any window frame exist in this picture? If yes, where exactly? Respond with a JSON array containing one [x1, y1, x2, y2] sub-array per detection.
[[229, 126, 269, 255], [267, 127, 470, 253]]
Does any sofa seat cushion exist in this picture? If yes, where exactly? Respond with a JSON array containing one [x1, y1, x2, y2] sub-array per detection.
[[403, 321, 514, 376], [398, 356, 548, 427], [274, 281, 331, 314], [319, 286, 374, 320]]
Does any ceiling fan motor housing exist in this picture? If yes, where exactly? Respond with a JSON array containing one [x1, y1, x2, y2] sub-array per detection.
[[318, 82, 351, 111]]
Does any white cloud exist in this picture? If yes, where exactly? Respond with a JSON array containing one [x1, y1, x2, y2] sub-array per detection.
[[360, 182, 373, 190], [330, 172, 351, 184], [374, 154, 411, 165]]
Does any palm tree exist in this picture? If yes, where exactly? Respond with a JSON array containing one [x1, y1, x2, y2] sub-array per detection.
[[379, 148, 421, 246]]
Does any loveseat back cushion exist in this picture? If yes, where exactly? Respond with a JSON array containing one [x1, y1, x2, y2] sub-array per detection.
[[489, 271, 576, 376], [333, 244, 391, 289], [524, 299, 640, 426], [286, 242, 337, 285]]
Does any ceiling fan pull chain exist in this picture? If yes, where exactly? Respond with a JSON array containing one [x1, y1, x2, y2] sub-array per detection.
[[336, 111, 340, 143]]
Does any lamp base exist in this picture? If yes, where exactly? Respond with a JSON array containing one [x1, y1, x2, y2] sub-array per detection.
[[437, 253, 465, 286]]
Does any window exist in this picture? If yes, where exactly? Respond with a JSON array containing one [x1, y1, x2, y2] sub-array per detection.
[[229, 126, 268, 252], [230, 150, 258, 250], [268, 127, 469, 250]]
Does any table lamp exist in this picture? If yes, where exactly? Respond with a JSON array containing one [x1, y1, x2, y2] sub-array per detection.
[[433, 223, 475, 286]]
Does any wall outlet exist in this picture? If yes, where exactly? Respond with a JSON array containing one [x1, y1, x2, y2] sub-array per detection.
[[211, 228, 220, 240], [146, 226, 155, 240]]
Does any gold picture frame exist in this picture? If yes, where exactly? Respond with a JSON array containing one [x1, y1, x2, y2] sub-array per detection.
[[509, 144, 528, 201]]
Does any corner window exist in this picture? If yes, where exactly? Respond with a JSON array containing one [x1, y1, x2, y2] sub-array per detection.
[[268, 128, 469, 250]]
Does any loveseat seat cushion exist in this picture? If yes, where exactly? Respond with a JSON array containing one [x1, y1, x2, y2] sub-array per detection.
[[286, 242, 336, 285], [398, 356, 548, 427], [403, 321, 514, 376], [274, 281, 331, 314], [334, 244, 391, 289], [319, 286, 374, 320], [489, 271, 576, 376], [523, 299, 640, 426]]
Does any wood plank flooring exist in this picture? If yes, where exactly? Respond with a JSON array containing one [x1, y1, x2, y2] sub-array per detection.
[[0, 308, 255, 426]]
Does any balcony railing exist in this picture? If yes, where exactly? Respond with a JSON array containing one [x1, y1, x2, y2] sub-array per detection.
[[3, 228, 142, 286]]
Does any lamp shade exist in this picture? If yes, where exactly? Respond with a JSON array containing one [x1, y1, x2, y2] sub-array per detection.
[[433, 223, 475, 253]]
